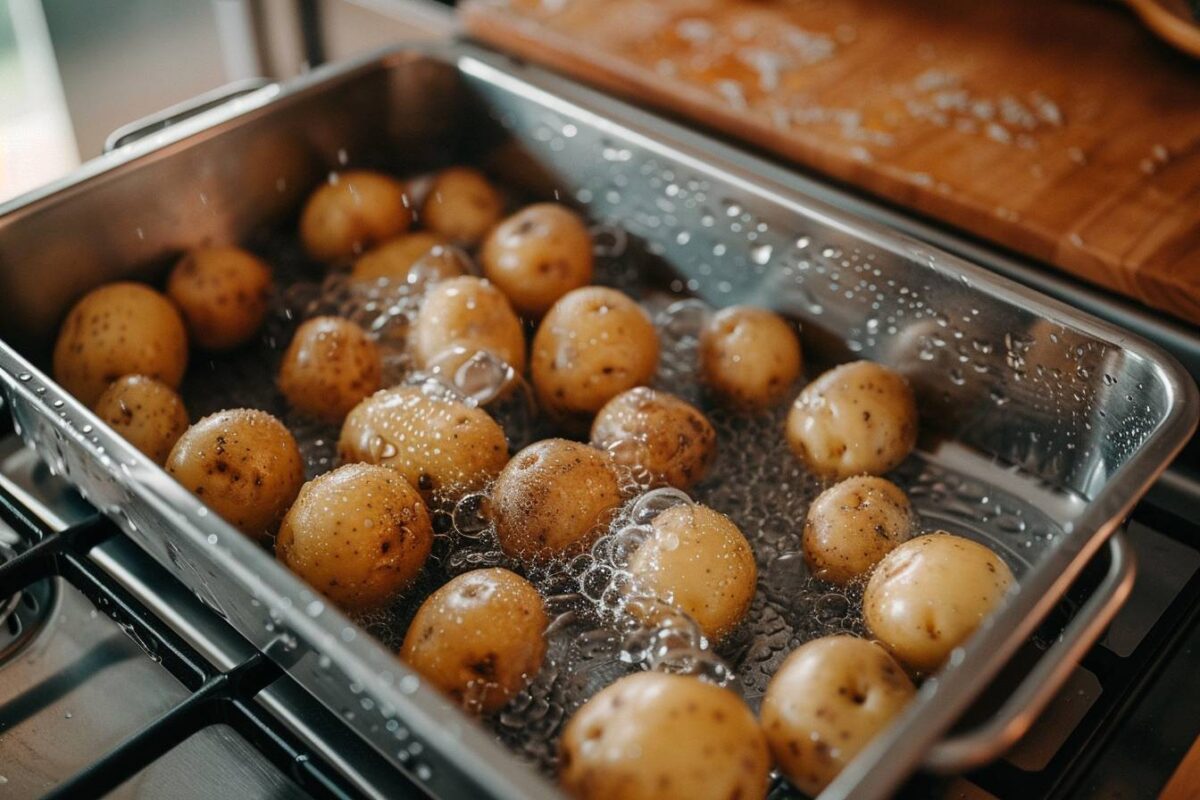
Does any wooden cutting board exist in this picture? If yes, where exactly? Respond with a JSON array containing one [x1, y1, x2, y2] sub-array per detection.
[[462, 0, 1200, 325]]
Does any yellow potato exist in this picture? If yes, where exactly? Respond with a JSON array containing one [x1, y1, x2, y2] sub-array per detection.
[[559, 672, 770, 800], [92, 375, 189, 465], [786, 360, 918, 479], [481, 203, 593, 317], [276, 463, 432, 613], [531, 287, 659, 428], [337, 386, 508, 503], [166, 409, 305, 542], [420, 166, 504, 246], [53, 282, 188, 407], [590, 387, 715, 490], [761, 635, 915, 796], [803, 476, 913, 585], [699, 305, 802, 409], [490, 439, 622, 561], [864, 532, 1015, 673], [278, 316, 382, 423], [350, 231, 465, 285], [412, 276, 527, 373], [166, 246, 272, 351], [400, 567, 547, 714], [626, 503, 757, 642], [299, 170, 412, 262]]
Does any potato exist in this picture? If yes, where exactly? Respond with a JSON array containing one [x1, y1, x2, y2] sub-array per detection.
[[420, 166, 504, 246], [480, 203, 593, 317], [412, 276, 526, 372], [299, 170, 412, 262], [490, 439, 622, 561], [864, 532, 1015, 673], [278, 316, 382, 423], [166, 246, 272, 351], [803, 476, 913, 585], [92, 375, 189, 465], [786, 360, 918, 479], [400, 567, 547, 714], [338, 386, 508, 503], [761, 635, 915, 796], [699, 305, 802, 409], [590, 387, 715, 490], [276, 463, 432, 613], [559, 671, 770, 800], [626, 503, 757, 642], [531, 287, 659, 427], [53, 282, 188, 407], [166, 409, 305, 542], [350, 231, 465, 285]]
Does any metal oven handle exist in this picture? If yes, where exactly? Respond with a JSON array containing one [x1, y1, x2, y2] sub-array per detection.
[[103, 77, 276, 152], [923, 530, 1136, 773]]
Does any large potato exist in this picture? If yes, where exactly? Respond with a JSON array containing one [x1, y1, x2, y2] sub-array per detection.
[[803, 476, 913, 585], [699, 305, 802, 409], [166, 246, 272, 351], [412, 276, 526, 373], [480, 203, 593, 317], [420, 166, 504, 246], [559, 671, 770, 800], [93, 375, 189, 466], [278, 316, 382, 423], [531, 287, 659, 427], [276, 463, 431, 612], [864, 532, 1015, 673], [166, 409, 305, 542], [786, 360, 918, 479], [590, 387, 715, 490], [490, 439, 622, 561], [338, 386, 508, 503], [350, 231, 465, 285], [400, 567, 547, 714], [761, 635, 915, 796], [53, 282, 188, 407], [299, 170, 412, 262], [627, 503, 757, 642]]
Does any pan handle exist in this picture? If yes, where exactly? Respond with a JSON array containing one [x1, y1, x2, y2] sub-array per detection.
[[923, 530, 1136, 773], [103, 77, 275, 152]]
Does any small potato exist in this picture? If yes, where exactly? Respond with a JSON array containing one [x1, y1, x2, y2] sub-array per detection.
[[699, 306, 802, 409], [166, 409, 305, 542], [627, 503, 757, 642], [481, 203, 593, 317], [278, 316, 382, 423], [803, 476, 913, 585], [786, 360, 918, 479], [761, 635, 915, 796], [590, 387, 715, 490], [531, 287, 659, 427], [400, 567, 547, 714], [490, 439, 622, 561], [559, 671, 770, 800], [92, 375, 189, 465], [864, 532, 1015, 673], [338, 386, 508, 503], [53, 282, 188, 407], [166, 246, 272, 351], [350, 232, 465, 285], [412, 276, 526, 372], [421, 166, 504, 246], [276, 463, 432, 613], [299, 171, 412, 262]]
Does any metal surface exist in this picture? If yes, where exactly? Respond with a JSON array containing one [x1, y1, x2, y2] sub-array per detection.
[[104, 78, 276, 153], [0, 43, 1195, 800]]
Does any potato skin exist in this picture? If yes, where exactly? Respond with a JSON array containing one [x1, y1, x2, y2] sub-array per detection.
[[490, 439, 622, 561], [590, 387, 715, 490], [699, 305, 802, 409], [864, 532, 1015, 673], [627, 503, 757, 642], [400, 567, 547, 714], [761, 636, 915, 796], [338, 386, 509, 503], [350, 232, 462, 284], [276, 463, 432, 613], [559, 672, 770, 800], [166, 246, 272, 351], [166, 409, 305, 542], [278, 316, 382, 423], [92, 375, 189, 465], [299, 171, 412, 262], [53, 282, 188, 407], [786, 360, 918, 479], [421, 166, 504, 246], [412, 276, 527, 373], [803, 476, 913, 585], [481, 203, 593, 317]]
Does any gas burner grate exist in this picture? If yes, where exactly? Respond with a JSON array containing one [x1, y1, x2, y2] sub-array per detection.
[[0, 540, 56, 664]]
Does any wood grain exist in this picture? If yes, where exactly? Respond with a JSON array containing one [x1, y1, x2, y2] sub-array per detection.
[[462, 0, 1200, 325]]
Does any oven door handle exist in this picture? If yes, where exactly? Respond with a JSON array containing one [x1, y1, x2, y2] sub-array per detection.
[[103, 78, 276, 152], [923, 530, 1136, 773]]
